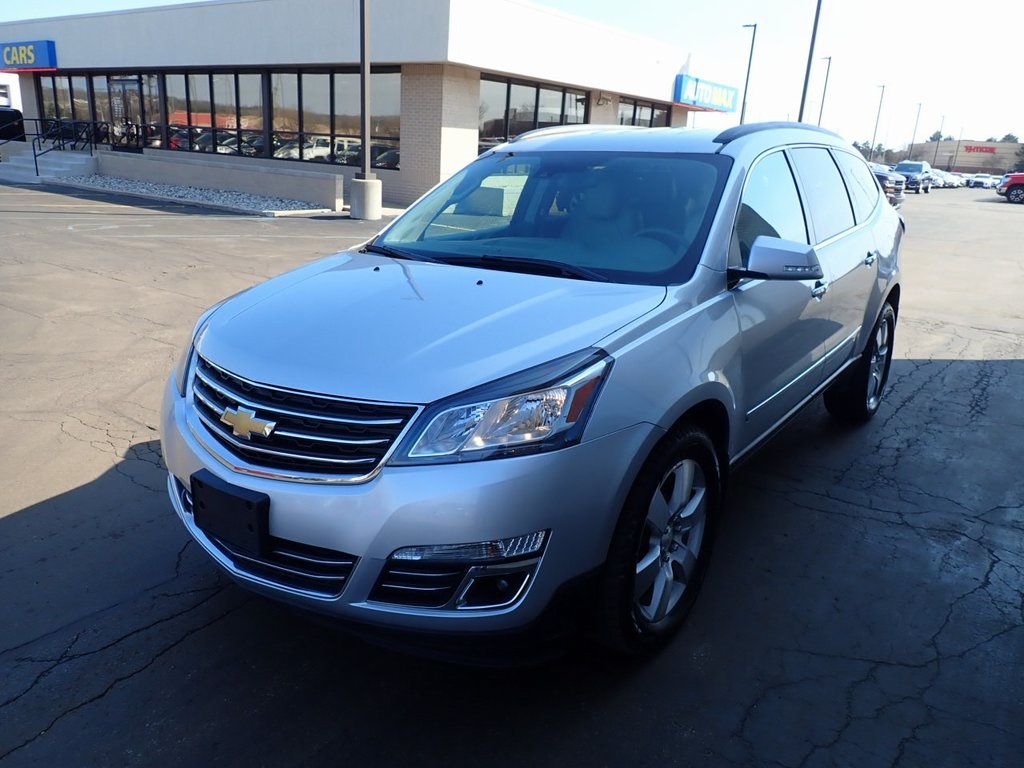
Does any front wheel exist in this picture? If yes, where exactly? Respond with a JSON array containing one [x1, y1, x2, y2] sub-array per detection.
[[595, 427, 721, 656], [924, 184, 930, 194], [1007, 186, 1024, 204], [824, 302, 896, 423]]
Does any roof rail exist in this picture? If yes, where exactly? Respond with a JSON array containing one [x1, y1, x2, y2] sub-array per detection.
[[713, 121, 845, 146], [509, 123, 631, 143]]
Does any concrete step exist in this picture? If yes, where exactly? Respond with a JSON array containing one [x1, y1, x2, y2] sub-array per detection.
[[0, 149, 97, 182]]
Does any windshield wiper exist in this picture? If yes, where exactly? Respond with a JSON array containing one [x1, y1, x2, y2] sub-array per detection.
[[474, 254, 609, 282], [360, 242, 442, 263]]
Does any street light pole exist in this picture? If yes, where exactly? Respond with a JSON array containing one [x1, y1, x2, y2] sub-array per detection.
[[740, 23, 757, 125], [868, 84, 885, 162], [908, 102, 921, 160], [817, 55, 831, 127], [798, 0, 823, 122], [932, 115, 945, 165]]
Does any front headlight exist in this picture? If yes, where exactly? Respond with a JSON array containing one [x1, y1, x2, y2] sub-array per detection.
[[171, 302, 223, 396], [391, 349, 611, 464]]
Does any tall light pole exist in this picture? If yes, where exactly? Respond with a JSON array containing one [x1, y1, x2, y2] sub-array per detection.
[[908, 102, 921, 160], [351, 0, 382, 220], [868, 84, 885, 162], [798, 0, 823, 122], [817, 55, 831, 127], [932, 114, 945, 165], [740, 23, 757, 125]]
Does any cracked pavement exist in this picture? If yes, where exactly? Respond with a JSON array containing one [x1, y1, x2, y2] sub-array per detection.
[[1, 184, 1021, 766]]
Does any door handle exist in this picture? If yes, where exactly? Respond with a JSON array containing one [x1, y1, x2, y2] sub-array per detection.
[[811, 280, 829, 299], [864, 250, 879, 266]]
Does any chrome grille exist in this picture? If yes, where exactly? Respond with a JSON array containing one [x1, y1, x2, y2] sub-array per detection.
[[191, 356, 418, 479], [371, 560, 469, 608]]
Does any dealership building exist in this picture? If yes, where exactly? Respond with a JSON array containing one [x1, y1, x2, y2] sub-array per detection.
[[0, 0, 738, 208]]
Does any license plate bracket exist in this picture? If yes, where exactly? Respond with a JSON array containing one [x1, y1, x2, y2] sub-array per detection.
[[190, 469, 269, 558]]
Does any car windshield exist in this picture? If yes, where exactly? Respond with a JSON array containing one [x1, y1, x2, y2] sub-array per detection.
[[896, 162, 924, 173], [377, 150, 731, 285]]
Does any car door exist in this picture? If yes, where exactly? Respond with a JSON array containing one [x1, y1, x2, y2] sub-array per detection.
[[789, 147, 881, 380], [729, 150, 834, 444]]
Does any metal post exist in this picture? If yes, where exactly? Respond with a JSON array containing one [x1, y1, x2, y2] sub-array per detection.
[[868, 85, 885, 162], [740, 24, 757, 125], [817, 56, 831, 126], [908, 102, 921, 160], [798, 0, 823, 122], [358, 0, 374, 182]]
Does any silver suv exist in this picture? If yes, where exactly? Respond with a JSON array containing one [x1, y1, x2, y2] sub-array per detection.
[[161, 122, 903, 657]]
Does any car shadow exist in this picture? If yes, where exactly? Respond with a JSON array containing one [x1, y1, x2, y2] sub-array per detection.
[[2, 355, 1023, 765]]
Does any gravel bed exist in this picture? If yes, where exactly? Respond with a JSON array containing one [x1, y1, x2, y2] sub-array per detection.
[[59, 173, 326, 212]]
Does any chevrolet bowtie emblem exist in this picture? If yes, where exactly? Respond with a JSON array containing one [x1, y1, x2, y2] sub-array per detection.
[[219, 406, 276, 440]]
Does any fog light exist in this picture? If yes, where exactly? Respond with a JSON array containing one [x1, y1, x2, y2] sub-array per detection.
[[457, 570, 532, 609], [391, 530, 547, 562]]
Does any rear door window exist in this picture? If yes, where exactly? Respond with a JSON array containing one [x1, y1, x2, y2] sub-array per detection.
[[789, 147, 856, 243]]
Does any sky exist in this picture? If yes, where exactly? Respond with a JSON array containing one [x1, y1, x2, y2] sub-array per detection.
[[2, 0, 1021, 149]]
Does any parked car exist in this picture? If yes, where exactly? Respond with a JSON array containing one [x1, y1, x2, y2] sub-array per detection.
[[893, 160, 932, 193], [161, 122, 903, 659], [996, 172, 1024, 203], [968, 174, 997, 189], [870, 162, 906, 208], [0, 106, 26, 142], [372, 148, 400, 169]]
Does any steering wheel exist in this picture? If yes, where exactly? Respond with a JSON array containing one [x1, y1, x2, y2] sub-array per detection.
[[634, 227, 687, 251]]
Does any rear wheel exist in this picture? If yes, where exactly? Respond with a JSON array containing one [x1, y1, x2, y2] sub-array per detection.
[[596, 427, 721, 656], [1007, 186, 1024, 204], [824, 302, 896, 423]]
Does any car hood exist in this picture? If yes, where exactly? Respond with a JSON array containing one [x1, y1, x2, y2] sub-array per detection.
[[196, 250, 667, 403]]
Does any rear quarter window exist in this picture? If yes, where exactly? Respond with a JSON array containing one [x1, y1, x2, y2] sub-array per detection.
[[832, 150, 880, 223]]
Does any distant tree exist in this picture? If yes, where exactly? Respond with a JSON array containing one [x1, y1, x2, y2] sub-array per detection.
[[1015, 145, 1024, 172], [943, 134, 955, 141], [927, 131, 943, 142], [985, 136, 998, 142], [852, 140, 870, 160], [999, 133, 1019, 143]]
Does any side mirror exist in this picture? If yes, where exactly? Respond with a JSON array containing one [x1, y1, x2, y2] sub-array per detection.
[[728, 236, 824, 282]]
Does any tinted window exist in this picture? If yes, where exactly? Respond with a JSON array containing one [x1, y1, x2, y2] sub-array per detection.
[[790, 147, 855, 242], [832, 150, 879, 223], [733, 150, 807, 267]]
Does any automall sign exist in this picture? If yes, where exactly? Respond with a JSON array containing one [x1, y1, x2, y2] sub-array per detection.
[[1, 40, 57, 70], [673, 74, 738, 112]]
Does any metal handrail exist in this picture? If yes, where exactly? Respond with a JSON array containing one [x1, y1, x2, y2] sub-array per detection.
[[28, 118, 110, 176]]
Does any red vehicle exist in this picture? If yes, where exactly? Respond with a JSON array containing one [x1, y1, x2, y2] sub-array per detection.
[[995, 172, 1024, 203]]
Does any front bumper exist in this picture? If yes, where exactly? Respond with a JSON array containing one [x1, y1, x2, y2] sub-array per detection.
[[160, 376, 658, 635]]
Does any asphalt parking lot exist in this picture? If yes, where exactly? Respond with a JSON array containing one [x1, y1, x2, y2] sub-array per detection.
[[1, 183, 1021, 767]]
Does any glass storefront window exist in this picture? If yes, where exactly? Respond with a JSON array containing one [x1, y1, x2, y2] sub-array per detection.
[[40, 77, 57, 120], [564, 89, 586, 124], [373, 72, 400, 143], [70, 76, 90, 122], [188, 72, 211, 129], [508, 83, 536, 138], [141, 73, 162, 147], [92, 76, 110, 124], [537, 87, 562, 129], [618, 98, 636, 125], [164, 73, 188, 150], [54, 76, 72, 121], [333, 73, 359, 140], [479, 78, 507, 152], [636, 104, 652, 127], [301, 73, 330, 160], [652, 106, 670, 127]]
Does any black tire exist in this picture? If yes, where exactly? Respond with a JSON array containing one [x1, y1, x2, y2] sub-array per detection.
[[824, 302, 896, 423], [1007, 186, 1024, 204], [924, 184, 930, 194], [595, 427, 721, 656], [915, 187, 921, 194]]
